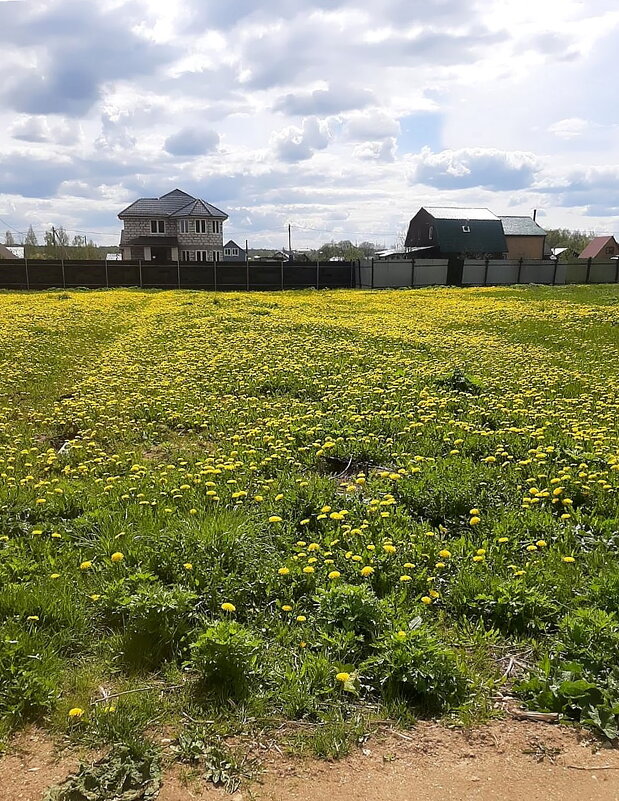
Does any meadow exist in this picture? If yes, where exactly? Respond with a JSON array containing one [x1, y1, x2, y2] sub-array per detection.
[[2, 284, 619, 766]]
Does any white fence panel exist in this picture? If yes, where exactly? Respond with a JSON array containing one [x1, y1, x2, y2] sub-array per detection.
[[414, 260, 448, 286]]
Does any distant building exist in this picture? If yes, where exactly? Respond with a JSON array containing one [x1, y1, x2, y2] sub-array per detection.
[[405, 207, 507, 259], [579, 235, 619, 261], [223, 240, 244, 261], [118, 189, 228, 262], [0, 244, 20, 259], [500, 216, 547, 260]]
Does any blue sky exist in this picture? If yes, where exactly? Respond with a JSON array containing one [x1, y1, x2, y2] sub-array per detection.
[[0, 0, 618, 248]]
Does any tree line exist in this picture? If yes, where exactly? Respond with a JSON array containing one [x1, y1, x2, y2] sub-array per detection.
[[4, 227, 116, 260]]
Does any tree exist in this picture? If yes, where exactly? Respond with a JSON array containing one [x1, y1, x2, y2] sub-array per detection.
[[24, 225, 38, 258], [545, 228, 596, 258], [44, 226, 70, 258], [4, 231, 15, 246]]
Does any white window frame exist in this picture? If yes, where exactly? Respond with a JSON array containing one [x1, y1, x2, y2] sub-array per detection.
[[179, 220, 189, 234], [195, 219, 208, 234], [213, 250, 221, 262], [150, 220, 165, 233], [462, 224, 471, 233], [212, 220, 222, 234], [180, 250, 191, 261], [195, 250, 209, 262]]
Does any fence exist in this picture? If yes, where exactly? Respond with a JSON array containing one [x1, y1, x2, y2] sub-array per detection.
[[0, 257, 617, 292], [0, 259, 358, 291]]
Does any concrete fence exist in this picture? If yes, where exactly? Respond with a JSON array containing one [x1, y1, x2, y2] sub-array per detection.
[[0, 257, 617, 291]]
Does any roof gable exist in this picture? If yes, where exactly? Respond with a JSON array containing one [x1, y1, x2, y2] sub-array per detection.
[[118, 189, 228, 220], [433, 217, 507, 254], [579, 235, 619, 259]]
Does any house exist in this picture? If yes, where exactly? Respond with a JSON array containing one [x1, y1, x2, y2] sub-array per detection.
[[500, 216, 547, 260], [223, 240, 244, 261], [118, 189, 228, 262], [0, 244, 20, 259], [579, 235, 619, 261], [404, 207, 507, 259]]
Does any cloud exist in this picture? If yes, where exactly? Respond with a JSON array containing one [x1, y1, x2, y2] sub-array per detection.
[[274, 86, 375, 116], [164, 128, 220, 156], [548, 118, 590, 140], [410, 147, 539, 190], [11, 116, 80, 145], [272, 118, 331, 162], [343, 111, 399, 141], [354, 138, 396, 162]]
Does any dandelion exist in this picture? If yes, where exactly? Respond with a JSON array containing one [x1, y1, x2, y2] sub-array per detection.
[[296, 615, 307, 622], [399, 575, 412, 582], [421, 596, 432, 605], [68, 708, 84, 718], [110, 552, 124, 563], [336, 672, 350, 683], [438, 549, 451, 558], [282, 605, 293, 612], [221, 602, 236, 612], [183, 563, 193, 570], [328, 571, 341, 580], [360, 566, 374, 577], [27, 615, 39, 621], [498, 537, 509, 543], [278, 567, 290, 575], [562, 556, 576, 563], [469, 516, 481, 526], [269, 515, 283, 523], [303, 566, 315, 574], [50, 573, 61, 579], [80, 561, 92, 570]]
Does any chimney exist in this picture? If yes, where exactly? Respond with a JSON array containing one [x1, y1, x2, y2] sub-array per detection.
[[533, 209, 537, 221]]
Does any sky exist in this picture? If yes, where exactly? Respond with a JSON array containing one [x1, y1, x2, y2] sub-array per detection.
[[0, 0, 618, 250]]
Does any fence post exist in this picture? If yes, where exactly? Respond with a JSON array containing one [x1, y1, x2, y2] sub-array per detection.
[[138, 259, 143, 288], [280, 259, 284, 291], [552, 260, 557, 285], [371, 258, 375, 289], [411, 257, 415, 288], [350, 260, 354, 288], [586, 258, 592, 284], [61, 258, 66, 289], [316, 260, 319, 289], [517, 258, 523, 283], [615, 260, 619, 284], [246, 255, 250, 291], [483, 258, 489, 286], [177, 258, 181, 289], [104, 259, 109, 288], [213, 259, 217, 292], [24, 257, 30, 290]]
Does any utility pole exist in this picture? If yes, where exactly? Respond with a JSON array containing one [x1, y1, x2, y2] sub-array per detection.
[[288, 224, 292, 262]]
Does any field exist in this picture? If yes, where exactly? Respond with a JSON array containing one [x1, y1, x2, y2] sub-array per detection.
[[2, 285, 619, 784]]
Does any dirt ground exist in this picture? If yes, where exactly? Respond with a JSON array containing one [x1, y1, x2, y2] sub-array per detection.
[[4, 721, 619, 801]]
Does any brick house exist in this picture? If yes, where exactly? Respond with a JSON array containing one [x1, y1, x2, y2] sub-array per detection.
[[579, 235, 619, 262], [500, 216, 547, 260], [118, 189, 228, 262]]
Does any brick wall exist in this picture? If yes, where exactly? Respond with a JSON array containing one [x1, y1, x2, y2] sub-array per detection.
[[120, 217, 224, 257]]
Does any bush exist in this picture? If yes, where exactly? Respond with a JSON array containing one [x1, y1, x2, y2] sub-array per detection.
[[189, 621, 262, 700], [363, 628, 469, 713], [556, 608, 619, 676], [316, 584, 385, 641]]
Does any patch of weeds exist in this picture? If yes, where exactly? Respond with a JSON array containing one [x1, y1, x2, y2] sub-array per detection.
[[435, 367, 481, 395], [44, 743, 161, 801], [173, 725, 252, 793], [304, 709, 368, 760]]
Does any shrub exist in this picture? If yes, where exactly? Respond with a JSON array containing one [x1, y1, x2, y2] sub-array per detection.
[[556, 608, 619, 676], [189, 621, 262, 700], [363, 628, 469, 713], [316, 584, 385, 641]]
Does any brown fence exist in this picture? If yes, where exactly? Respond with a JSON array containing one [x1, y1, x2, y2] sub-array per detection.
[[0, 259, 358, 291]]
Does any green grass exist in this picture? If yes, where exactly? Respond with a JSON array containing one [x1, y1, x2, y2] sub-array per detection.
[[2, 285, 619, 755]]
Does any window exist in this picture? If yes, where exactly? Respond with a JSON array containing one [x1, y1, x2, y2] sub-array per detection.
[[195, 220, 208, 234], [150, 220, 165, 233], [180, 250, 191, 261], [224, 247, 239, 257], [606, 246, 615, 255], [195, 250, 209, 261], [428, 225, 433, 240], [213, 250, 221, 261], [213, 220, 222, 234], [462, 225, 471, 233], [179, 220, 189, 234]]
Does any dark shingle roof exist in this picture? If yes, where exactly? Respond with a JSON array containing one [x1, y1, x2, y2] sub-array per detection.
[[119, 189, 228, 220], [224, 240, 243, 250], [433, 218, 507, 255], [500, 216, 546, 236]]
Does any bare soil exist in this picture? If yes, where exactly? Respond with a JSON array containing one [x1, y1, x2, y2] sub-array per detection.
[[4, 721, 619, 801]]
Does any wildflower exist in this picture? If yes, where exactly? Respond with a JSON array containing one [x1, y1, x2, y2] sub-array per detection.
[[421, 596, 432, 605], [335, 672, 350, 683], [183, 563, 193, 570], [399, 575, 412, 582], [360, 566, 374, 577], [68, 708, 84, 718], [282, 605, 293, 612], [269, 515, 283, 523], [438, 549, 451, 558], [27, 615, 39, 621], [89, 594, 101, 601], [110, 552, 124, 563], [50, 573, 61, 579], [296, 615, 307, 622], [469, 516, 481, 526], [383, 544, 396, 554], [469, 508, 480, 516], [278, 567, 290, 575], [80, 561, 92, 570], [562, 556, 576, 563], [526, 545, 538, 552], [328, 571, 341, 580], [498, 537, 509, 543], [536, 540, 547, 548], [473, 555, 485, 562], [221, 602, 236, 613], [303, 566, 315, 574]]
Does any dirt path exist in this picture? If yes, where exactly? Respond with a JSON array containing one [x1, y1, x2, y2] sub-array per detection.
[[4, 722, 619, 801]]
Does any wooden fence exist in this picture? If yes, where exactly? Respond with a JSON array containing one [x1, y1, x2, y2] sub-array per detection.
[[0, 259, 358, 291], [0, 257, 617, 292]]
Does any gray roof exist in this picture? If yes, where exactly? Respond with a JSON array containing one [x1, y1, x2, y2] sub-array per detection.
[[424, 207, 499, 221], [119, 189, 228, 220], [224, 240, 243, 250], [500, 216, 546, 236]]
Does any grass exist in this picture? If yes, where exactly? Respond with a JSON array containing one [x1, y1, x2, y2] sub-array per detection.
[[2, 284, 619, 759]]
